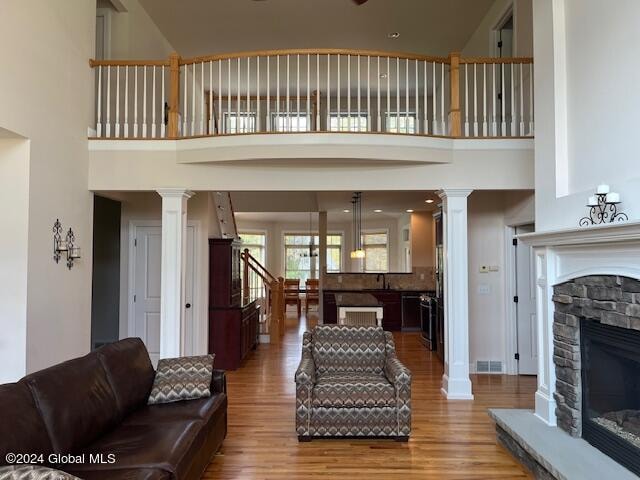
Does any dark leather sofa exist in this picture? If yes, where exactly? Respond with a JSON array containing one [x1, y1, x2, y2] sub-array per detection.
[[0, 338, 227, 480]]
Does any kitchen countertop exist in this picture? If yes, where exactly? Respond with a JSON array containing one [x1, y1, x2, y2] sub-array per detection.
[[334, 293, 383, 307], [326, 288, 436, 294]]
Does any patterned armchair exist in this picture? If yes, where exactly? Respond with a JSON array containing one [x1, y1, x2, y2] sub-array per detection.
[[295, 325, 411, 441]]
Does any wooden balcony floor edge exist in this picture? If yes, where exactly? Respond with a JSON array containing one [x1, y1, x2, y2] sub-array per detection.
[[203, 313, 535, 479]]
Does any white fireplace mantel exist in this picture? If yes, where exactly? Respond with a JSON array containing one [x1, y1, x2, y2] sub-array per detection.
[[518, 221, 640, 426]]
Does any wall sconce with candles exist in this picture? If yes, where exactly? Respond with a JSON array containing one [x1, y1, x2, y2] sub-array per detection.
[[53, 219, 81, 269], [579, 185, 628, 226]]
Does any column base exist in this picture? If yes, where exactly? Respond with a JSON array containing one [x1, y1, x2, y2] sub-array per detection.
[[534, 390, 557, 426], [441, 373, 474, 400]]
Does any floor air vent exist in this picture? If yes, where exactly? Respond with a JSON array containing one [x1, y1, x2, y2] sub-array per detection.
[[476, 360, 503, 374]]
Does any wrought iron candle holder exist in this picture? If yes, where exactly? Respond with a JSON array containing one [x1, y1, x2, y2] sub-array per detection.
[[579, 189, 628, 226], [53, 219, 81, 269]]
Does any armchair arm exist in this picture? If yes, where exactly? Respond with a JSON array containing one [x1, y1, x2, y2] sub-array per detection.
[[211, 369, 227, 395], [383, 332, 412, 437], [295, 331, 316, 437]]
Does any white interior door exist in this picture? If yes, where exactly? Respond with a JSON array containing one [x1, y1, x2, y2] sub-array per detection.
[[133, 224, 195, 366], [514, 224, 537, 375]]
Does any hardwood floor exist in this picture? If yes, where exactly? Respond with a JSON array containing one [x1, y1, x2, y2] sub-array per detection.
[[204, 312, 536, 479]]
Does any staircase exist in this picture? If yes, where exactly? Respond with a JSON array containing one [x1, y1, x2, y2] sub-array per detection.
[[241, 249, 285, 344]]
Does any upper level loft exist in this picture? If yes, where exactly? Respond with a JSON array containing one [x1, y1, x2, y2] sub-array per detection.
[[89, 48, 534, 141]]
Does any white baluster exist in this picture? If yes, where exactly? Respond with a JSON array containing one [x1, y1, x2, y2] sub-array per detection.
[[519, 62, 525, 136], [247, 57, 251, 134], [367, 56, 371, 132], [115, 65, 120, 138], [267, 56, 271, 132], [432, 62, 437, 135], [106, 66, 111, 137], [357, 55, 361, 132], [134, 66, 138, 137], [337, 54, 341, 130], [396, 57, 400, 133], [326, 54, 331, 130], [286, 55, 290, 131], [296, 54, 300, 131], [142, 66, 147, 138], [377, 56, 381, 132], [500, 63, 506, 136], [160, 66, 165, 137], [473, 63, 478, 136], [415, 59, 419, 134], [217, 61, 222, 135], [183, 65, 188, 136], [387, 57, 391, 132], [151, 65, 156, 138], [492, 63, 497, 136], [423, 61, 428, 134], [276, 55, 280, 131], [482, 63, 487, 136], [316, 54, 321, 131], [201, 61, 205, 135], [209, 61, 213, 135], [307, 54, 310, 131], [347, 54, 351, 130], [529, 63, 534, 135], [440, 62, 445, 135], [510, 63, 516, 136], [405, 59, 409, 133], [227, 59, 231, 134], [464, 63, 469, 137], [96, 65, 102, 137], [257, 57, 261, 133]]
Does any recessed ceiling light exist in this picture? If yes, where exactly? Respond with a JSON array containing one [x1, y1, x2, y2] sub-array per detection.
[[425, 199, 434, 204], [387, 32, 400, 39], [406, 209, 414, 213], [374, 209, 383, 213], [343, 209, 350, 213]]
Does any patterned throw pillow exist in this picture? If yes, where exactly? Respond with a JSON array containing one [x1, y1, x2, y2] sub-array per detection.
[[0, 466, 80, 480], [147, 354, 215, 405]]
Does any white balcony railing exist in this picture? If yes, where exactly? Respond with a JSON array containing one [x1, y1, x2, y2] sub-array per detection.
[[89, 49, 533, 140]]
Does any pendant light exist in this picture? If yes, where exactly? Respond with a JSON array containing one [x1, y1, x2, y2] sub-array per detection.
[[300, 212, 319, 258], [350, 192, 365, 259]]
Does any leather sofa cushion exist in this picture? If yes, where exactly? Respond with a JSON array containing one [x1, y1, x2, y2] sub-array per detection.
[[23, 352, 120, 454], [0, 381, 53, 464], [71, 420, 203, 479], [97, 338, 155, 417], [312, 326, 387, 375], [123, 393, 226, 426], [312, 372, 396, 408]]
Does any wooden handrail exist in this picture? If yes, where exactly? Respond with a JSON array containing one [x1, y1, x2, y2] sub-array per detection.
[[89, 59, 170, 67], [241, 249, 276, 283], [460, 56, 533, 64]]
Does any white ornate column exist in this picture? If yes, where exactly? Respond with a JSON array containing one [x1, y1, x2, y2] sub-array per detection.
[[439, 189, 474, 400], [157, 188, 194, 359]]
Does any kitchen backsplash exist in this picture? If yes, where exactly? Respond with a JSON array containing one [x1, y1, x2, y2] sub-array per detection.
[[323, 267, 435, 291]]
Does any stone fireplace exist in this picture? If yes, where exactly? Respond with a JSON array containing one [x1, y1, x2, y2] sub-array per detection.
[[552, 275, 640, 475]]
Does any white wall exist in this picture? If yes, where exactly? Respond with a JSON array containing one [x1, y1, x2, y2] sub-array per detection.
[[0, 0, 96, 375], [463, 0, 533, 57], [467, 190, 534, 372], [533, 0, 640, 231], [0, 138, 30, 382], [109, 0, 175, 59]]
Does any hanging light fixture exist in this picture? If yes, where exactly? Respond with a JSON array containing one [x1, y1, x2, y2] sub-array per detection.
[[350, 192, 366, 259], [300, 212, 319, 258]]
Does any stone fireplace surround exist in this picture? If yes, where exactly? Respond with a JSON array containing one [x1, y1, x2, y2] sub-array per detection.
[[552, 275, 640, 437], [487, 221, 640, 479]]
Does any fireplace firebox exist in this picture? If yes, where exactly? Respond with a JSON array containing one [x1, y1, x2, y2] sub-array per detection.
[[581, 319, 640, 476]]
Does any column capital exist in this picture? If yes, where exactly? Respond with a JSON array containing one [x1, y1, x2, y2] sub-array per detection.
[[437, 189, 473, 200], [157, 188, 195, 199]]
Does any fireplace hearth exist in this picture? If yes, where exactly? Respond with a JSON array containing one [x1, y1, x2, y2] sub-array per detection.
[[553, 275, 640, 476]]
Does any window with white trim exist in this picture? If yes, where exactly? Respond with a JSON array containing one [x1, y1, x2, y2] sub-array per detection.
[[385, 112, 417, 134], [361, 231, 389, 272], [329, 112, 369, 132]]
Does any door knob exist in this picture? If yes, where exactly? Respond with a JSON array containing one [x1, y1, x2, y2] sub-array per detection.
[[185, 303, 192, 309]]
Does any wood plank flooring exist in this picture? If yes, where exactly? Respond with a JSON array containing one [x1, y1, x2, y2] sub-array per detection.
[[204, 313, 536, 479]]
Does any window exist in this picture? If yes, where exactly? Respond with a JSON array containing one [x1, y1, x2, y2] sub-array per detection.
[[239, 232, 266, 301], [329, 112, 369, 132], [271, 112, 310, 132], [385, 112, 417, 134], [362, 231, 389, 272], [223, 112, 256, 134], [284, 233, 342, 283]]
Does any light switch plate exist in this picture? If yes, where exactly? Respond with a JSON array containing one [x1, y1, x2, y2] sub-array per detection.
[[479, 265, 489, 273], [478, 284, 491, 295]]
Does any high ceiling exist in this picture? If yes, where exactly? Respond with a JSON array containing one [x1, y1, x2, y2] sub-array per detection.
[[139, 0, 496, 58]]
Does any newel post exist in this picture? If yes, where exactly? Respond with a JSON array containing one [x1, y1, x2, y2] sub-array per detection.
[[448, 52, 462, 138], [168, 52, 181, 138]]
